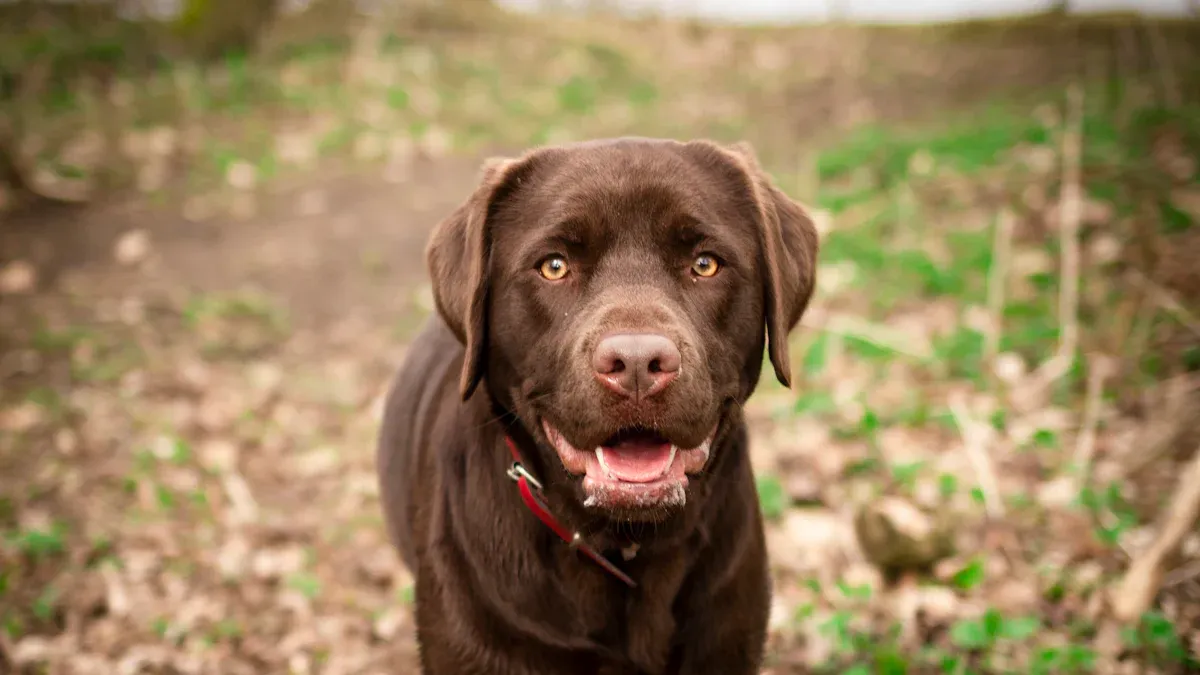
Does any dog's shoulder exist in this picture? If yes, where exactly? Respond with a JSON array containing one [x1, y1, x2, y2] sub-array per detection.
[[377, 314, 472, 568]]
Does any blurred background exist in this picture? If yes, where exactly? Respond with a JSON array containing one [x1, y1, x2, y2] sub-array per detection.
[[1, 0, 1198, 673]]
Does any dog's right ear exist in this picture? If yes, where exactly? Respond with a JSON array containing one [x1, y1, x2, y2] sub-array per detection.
[[425, 153, 540, 401]]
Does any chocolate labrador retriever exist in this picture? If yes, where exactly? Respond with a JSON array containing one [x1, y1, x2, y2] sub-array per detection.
[[377, 137, 819, 674]]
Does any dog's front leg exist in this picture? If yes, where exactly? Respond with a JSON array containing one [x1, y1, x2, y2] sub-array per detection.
[[671, 610, 769, 675], [670, 549, 771, 674]]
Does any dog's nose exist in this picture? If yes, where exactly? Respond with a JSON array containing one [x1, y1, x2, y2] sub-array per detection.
[[592, 333, 681, 399]]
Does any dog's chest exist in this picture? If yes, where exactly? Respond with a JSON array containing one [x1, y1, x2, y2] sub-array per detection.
[[560, 549, 690, 674]]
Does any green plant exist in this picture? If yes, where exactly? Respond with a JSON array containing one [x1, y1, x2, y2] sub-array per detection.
[[1121, 611, 1200, 670], [755, 475, 788, 521], [4, 522, 67, 559], [1078, 481, 1139, 549], [948, 609, 1042, 673]]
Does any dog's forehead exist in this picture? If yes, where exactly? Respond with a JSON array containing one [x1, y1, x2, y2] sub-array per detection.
[[509, 142, 745, 237]]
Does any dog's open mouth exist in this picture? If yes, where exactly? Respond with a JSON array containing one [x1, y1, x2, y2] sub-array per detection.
[[542, 421, 713, 510]]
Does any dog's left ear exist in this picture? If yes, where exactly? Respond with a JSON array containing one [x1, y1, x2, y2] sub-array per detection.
[[685, 140, 820, 388], [425, 152, 544, 401]]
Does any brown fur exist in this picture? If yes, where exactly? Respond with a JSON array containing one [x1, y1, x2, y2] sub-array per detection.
[[376, 137, 819, 674]]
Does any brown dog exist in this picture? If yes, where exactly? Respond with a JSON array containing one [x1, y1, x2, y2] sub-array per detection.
[[376, 137, 819, 674]]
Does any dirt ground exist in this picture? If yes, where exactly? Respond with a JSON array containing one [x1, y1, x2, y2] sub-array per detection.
[[0, 158, 490, 672], [2, 8, 1200, 675]]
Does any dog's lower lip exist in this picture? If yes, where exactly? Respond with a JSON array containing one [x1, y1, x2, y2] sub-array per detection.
[[541, 419, 714, 498]]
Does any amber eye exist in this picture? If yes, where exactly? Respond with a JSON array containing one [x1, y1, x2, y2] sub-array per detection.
[[691, 254, 721, 278], [538, 255, 570, 281]]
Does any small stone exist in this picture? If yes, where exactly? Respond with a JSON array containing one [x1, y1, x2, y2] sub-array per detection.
[[0, 260, 37, 294], [113, 230, 151, 266], [854, 496, 955, 572]]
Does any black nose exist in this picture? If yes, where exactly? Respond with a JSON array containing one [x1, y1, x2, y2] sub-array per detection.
[[592, 333, 681, 399]]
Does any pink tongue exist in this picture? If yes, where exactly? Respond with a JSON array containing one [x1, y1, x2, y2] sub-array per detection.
[[596, 441, 674, 483]]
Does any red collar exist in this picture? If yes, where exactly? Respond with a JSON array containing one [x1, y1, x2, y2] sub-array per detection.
[[503, 436, 637, 588]]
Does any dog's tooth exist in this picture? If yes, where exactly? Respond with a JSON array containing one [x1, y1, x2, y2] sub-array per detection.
[[661, 446, 677, 477], [595, 447, 613, 478], [583, 495, 597, 508]]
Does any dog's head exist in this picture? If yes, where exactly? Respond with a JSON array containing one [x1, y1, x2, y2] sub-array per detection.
[[426, 138, 818, 522]]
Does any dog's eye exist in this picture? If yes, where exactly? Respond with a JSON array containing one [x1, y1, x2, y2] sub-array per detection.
[[690, 254, 721, 278], [538, 255, 570, 281]]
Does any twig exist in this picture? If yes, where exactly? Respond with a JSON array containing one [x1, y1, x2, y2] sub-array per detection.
[[1032, 83, 1085, 388], [1071, 352, 1116, 492], [1128, 269, 1200, 339], [983, 209, 1015, 365], [948, 391, 1006, 520], [1109, 443, 1200, 622]]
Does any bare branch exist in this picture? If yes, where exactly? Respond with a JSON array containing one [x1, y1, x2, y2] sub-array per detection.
[[1071, 352, 1116, 493], [1110, 443, 1200, 622], [1030, 83, 1084, 390]]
